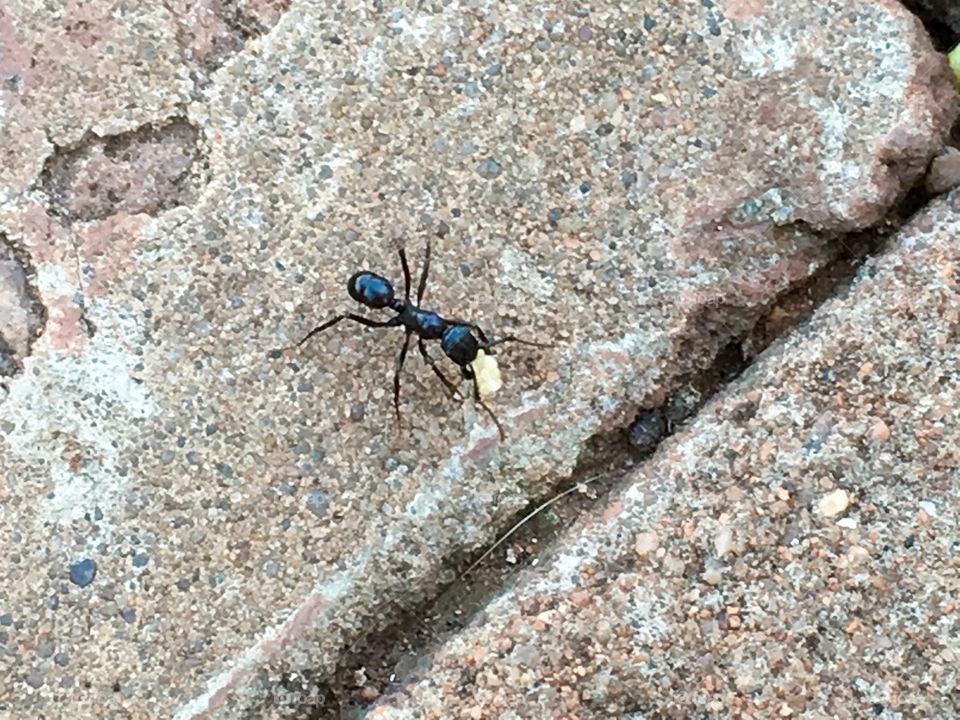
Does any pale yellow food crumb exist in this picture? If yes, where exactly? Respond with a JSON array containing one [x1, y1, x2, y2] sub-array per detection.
[[471, 350, 502, 397]]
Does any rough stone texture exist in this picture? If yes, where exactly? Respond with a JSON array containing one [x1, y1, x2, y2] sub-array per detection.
[[0, 2, 190, 202], [44, 120, 201, 221], [369, 192, 960, 720], [926, 146, 960, 194], [0, 0, 954, 718], [0, 0, 285, 204]]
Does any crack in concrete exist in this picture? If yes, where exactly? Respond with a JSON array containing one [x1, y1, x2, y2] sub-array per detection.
[[30, 118, 206, 340], [166, 0, 292, 91], [40, 118, 202, 223]]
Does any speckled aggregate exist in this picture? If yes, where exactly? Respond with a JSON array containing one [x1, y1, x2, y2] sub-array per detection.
[[369, 193, 960, 718], [0, 0, 954, 717]]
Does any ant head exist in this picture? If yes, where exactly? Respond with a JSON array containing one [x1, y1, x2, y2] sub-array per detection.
[[348, 272, 394, 309], [441, 324, 481, 366]]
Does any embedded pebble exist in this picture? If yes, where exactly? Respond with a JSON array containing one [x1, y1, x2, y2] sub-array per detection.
[[36, 641, 55, 658], [634, 531, 659, 556], [702, 567, 723, 585], [818, 489, 850, 518], [475, 158, 502, 179], [68, 559, 97, 588], [925, 148, 960, 193], [714, 526, 733, 557], [360, 685, 381, 702], [306, 490, 330, 519], [349, 402, 365, 422], [628, 409, 667, 454], [869, 418, 891, 442], [24, 668, 45, 689]]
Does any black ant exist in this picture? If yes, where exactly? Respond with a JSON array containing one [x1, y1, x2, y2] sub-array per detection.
[[272, 241, 549, 439]]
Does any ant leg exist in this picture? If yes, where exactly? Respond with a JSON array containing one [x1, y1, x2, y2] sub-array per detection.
[[397, 245, 412, 301], [463, 365, 505, 440], [416, 239, 431, 304], [484, 335, 554, 350], [393, 330, 412, 424], [271, 314, 399, 356], [418, 338, 462, 400]]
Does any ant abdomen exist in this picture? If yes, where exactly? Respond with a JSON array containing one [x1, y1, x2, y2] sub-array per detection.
[[441, 325, 480, 366]]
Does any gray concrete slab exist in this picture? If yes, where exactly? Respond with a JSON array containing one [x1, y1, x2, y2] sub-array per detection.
[[370, 192, 960, 719], [0, 0, 954, 716]]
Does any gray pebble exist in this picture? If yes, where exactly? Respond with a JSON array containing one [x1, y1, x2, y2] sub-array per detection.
[[24, 668, 45, 689], [628, 409, 667, 454], [476, 158, 502, 179], [306, 490, 330, 518], [36, 641, 55, 659], [68, 559, 97, 588]]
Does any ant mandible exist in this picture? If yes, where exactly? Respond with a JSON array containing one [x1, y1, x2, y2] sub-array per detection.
[[273, 241, 549, 439]]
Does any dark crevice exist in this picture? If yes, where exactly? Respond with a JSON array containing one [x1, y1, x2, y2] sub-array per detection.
[[898, 0, 960, 51], [0, 234, 48, 382]]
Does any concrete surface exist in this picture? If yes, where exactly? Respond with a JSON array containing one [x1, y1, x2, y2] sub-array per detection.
[[0, 0, 954, 717], [369, 191, 960, 720]]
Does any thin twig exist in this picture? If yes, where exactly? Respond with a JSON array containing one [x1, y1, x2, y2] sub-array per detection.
[[456, 472, 609, 583]]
